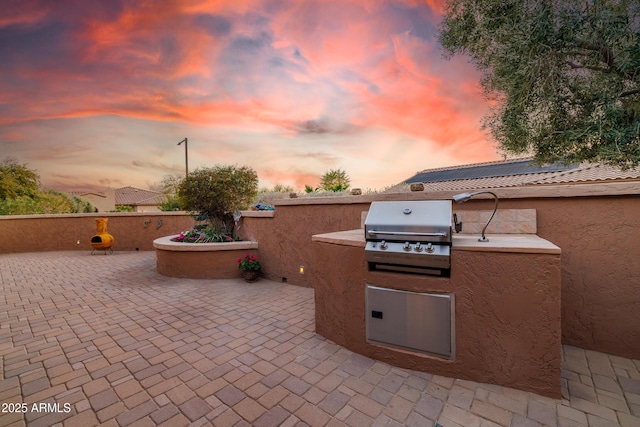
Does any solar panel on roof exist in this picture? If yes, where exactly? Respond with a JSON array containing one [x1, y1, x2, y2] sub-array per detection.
[[404, 160, 579, 184]]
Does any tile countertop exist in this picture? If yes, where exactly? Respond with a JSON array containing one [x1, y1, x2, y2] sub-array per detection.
[[312, 229, 560, 255]]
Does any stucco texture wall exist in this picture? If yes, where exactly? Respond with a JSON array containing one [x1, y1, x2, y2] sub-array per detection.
[[238, 203, 366, 287], [1, 183, 638, 359], [156, 248, 258, 279], [263, 186, 639, 359], [313, 240, 562, 397], [444, 194, 639, 360], [0, 212, 194, 254]]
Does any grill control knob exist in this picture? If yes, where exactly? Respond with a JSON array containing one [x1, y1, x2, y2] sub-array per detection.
[[414, 243, 423, 252], [426, 243, 434, 253], [403, 242, 411, 251], [380, 240, 388, 250]]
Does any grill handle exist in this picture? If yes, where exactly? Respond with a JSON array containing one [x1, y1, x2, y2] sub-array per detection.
[[367, 230, 448, 238]]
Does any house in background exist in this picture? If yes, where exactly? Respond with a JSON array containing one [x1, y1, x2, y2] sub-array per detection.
[[69, 189, 115, 212], [400, 158, 640, 191], [114, 186, 167, 212], [69, 186, 167, 212]]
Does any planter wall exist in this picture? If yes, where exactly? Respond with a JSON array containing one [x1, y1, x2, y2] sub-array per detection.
[[153, 236, 258, 279]]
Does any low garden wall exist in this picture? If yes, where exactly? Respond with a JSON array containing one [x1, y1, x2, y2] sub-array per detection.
[[153, 236, 258, 279], [0, 212, 193, 254]]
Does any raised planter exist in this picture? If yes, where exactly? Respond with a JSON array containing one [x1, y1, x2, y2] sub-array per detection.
[[153, 235, 258, 279]]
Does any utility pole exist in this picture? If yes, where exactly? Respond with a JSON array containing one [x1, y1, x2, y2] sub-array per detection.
[[177, 138, 188, 176]]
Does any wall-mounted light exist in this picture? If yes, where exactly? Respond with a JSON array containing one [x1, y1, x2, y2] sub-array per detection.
[[299, 266, 305, 274], [452, 191, 499, 242]]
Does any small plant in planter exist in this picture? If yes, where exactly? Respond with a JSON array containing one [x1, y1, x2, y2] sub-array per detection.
[[237, 254, 261, 282], [171, 226, 237, 243]]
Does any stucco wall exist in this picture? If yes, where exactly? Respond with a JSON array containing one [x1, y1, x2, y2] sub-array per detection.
[[237, 204, 365, 286], [313, 239, 562, 397], [0, 212, 194, 254], [244, 183, 639, 359], [156, 247, 258, 279], [1, 182, 638, 359]]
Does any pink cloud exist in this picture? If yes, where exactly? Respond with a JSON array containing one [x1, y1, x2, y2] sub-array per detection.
[[260, 167, 320, 190], [0, 0, 500, 192]]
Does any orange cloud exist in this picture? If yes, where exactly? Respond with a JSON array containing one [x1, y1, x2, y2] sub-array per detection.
[[0, 0, 500, 193], [259, 167, 320, 190]]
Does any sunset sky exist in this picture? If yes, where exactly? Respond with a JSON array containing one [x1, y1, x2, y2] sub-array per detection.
[[0, 0, 500, 192]]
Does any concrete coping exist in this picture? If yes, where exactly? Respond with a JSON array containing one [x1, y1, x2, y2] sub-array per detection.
[[312, 229, 560, 254], [452, 234, 560, 254], [240, 210, 275, 218], [153, 235, 258, 252], [276, 181, 640, 206]]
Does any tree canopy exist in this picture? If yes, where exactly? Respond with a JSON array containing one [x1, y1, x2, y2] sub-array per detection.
[[0, 158, 94, 215], [438, 0, 640, 168], [320, 168, 351, 192], [0, 157, 40, 200], [177, 165, 258, 234]]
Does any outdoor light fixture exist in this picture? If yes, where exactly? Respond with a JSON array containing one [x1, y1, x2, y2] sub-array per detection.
[[177, 137, 188, 177], [452, 191, 499, 242]]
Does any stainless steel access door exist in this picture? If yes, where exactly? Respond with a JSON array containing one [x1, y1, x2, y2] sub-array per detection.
[[366, 285, 455, 359]]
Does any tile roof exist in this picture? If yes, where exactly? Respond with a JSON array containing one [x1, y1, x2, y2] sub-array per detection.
[[68, 191, 107, 198], [399, 158, 640, 192], [115, 186, 167, 206], [531, 163, 640, 185]]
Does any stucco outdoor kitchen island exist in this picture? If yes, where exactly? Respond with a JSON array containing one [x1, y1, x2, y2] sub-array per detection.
[[312, 229, 562, 398]]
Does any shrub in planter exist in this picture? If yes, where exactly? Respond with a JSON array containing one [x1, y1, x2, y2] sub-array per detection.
[[178, 165, 258, 237]]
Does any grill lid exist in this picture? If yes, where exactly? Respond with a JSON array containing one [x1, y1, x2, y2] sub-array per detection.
[[365, 201, 452, 243]]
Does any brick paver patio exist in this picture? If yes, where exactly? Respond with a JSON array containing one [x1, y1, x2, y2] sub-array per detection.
[[1, 251, 638, 427]]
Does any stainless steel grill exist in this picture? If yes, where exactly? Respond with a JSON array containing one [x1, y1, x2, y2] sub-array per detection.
[[364, 200, 452, 276]]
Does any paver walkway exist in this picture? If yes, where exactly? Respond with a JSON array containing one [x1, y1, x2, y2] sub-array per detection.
[[0, 251, 638, 427]]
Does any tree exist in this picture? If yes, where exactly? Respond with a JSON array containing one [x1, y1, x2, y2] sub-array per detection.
[[0, 190, 95, 215], [271, 184, 295, 193], [160, 174, 183, 196], [159, 174, 184, 211], [320, 168, 351, 192], [178, 165, 258, 234], [0, 157, 40, 200], [0, 158, 95, 214], [438, 0, 640, 168]]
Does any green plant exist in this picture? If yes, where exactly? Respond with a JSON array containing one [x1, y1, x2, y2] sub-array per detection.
[[237, 254, 261, 271], [110, 205, 134, 212], [260, 184, 294, 193], [0, 157, 40, 200], [160, 195, 182, 211], [439, 0, 640, 168], [171, 227, 237, 243], [320, 169, 351, 192], [0, 190, 95, 215], [178, 165, 258, 235], [0, 195, 40, 215]]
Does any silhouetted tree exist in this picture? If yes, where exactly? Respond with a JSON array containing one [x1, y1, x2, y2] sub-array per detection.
[[439, 0, 640, 167]]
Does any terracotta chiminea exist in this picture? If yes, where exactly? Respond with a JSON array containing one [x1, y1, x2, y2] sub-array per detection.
[[90, 218, 115, 254]]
